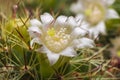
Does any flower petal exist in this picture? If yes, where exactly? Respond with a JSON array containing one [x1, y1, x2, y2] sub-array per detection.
[[75, 14, 85, 22], [55, 15, 67, 25], [47, 52, 60, 65], [75, 14, 89, 29], [88, 21, 106, 39], [73, 38, 95, 49], [36, 46, 60, 65], [106, 9, 119, 19], [67, 16, 77, 27], [102, 0, 115, 6], [30, 38, 41, 48], [71, 27, 87, 38], [40, 13, 54, 25], [60, 47, 77, 57], [96, 21, 106, 35], [28, 26, 41, 38], [89, 27, 99, 39], [30, 19, 42, 27], [70, 1, 83, 14]]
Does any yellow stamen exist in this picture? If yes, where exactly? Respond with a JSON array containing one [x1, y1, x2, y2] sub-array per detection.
[[47, 28, 55, 37], [85, 9, 92, 16]]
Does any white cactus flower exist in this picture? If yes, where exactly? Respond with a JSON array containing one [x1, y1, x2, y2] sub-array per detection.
[[70, 0, 119, 39], [28, 13, 95, 65]]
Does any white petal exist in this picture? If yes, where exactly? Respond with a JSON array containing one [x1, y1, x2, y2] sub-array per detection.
[[67, 16, 77, 27], [106, 9, 119, 19], [70, 1, 83, 14], [96, 21, 106, 35], [73, 38, 95, 49], [55, 15, 67, 25], [89, 27, 99, 39], [47, 52, 60, 65], [71, 27, 87, 37], [60, 47, 77, 57], [30, 38, 41, 48], [88, 21, 106, 39], [75, 14, 85, 22], [40, 13, 54, 25], [28, 26, 41, 34], [30, 19, 42, 27], [28, 26, 41, 38], [102, 0, 115, 6], [80, 22, 90, 30], [75, 14, 89, 29], [36, 46, 60, 65]]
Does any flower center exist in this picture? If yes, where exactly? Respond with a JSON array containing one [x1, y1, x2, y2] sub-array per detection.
[[47, 28, 56, 37], [44, 27, 71, 53], [84, 2, 105, 25]]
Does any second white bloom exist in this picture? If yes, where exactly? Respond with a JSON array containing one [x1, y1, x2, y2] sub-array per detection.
[[70, 0, 119, 39]]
